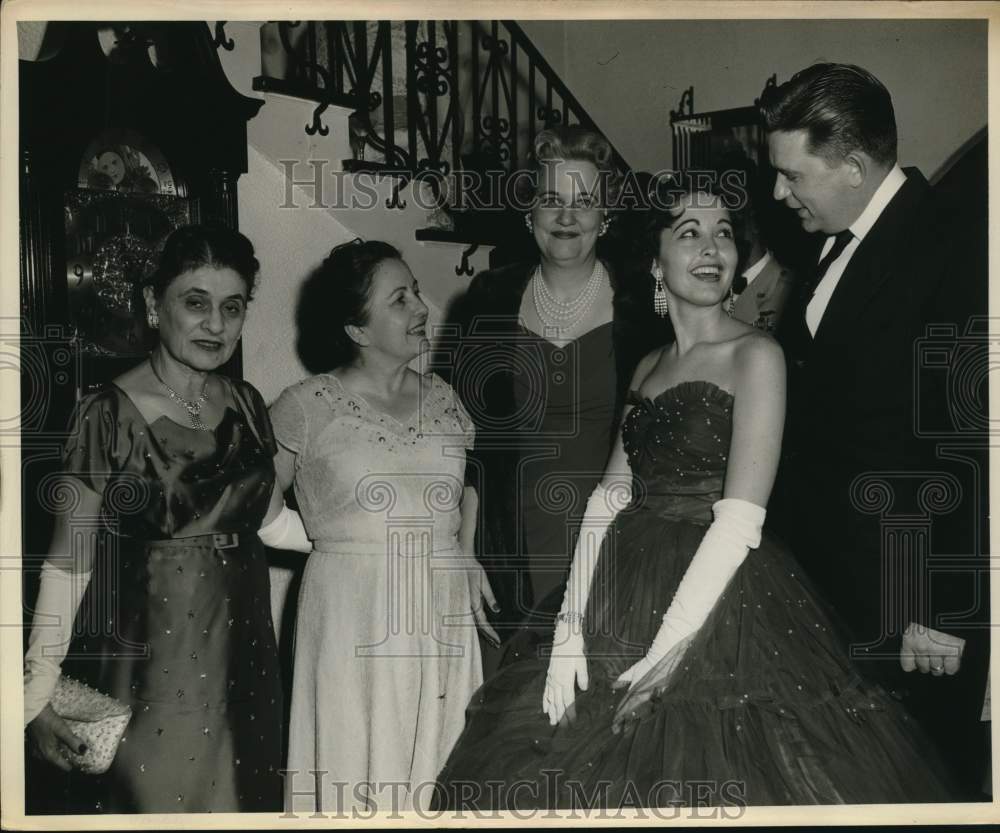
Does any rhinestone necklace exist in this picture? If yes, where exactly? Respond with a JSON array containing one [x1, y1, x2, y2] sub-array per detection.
[[149, 357, 210, 431], [532, 260, 605, 333]]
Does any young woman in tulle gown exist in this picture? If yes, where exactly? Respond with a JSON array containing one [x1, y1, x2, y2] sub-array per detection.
[[432, 186, 957, 809]]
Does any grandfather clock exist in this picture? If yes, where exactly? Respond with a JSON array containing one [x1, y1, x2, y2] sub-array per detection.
[[20, 21, 261, 386], [19, 22, 263, 676]]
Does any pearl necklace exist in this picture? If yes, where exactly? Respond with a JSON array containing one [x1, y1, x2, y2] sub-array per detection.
[[149, 358, 210, 431], [532, 261, 605, 334]]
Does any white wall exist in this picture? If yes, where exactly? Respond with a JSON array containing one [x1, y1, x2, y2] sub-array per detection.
[[519, 18, 987, 178]]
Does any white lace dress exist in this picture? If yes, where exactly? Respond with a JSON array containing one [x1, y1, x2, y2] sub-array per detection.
[[270, 372, 482, 813]]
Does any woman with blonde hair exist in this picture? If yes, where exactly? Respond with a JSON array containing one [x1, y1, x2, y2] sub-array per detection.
[[443, 126, 669, 659]]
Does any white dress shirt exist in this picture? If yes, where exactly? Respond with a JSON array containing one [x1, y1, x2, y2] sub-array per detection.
[[742, 250, 772, 286], [806, 165, 907, 335]]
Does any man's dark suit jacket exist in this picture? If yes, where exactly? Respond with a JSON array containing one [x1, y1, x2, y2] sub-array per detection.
[[771, 167, 988, 792]]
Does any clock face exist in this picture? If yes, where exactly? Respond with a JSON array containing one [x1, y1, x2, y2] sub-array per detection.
[[78, 128, 178, 196], [65, 189, 191, 357]]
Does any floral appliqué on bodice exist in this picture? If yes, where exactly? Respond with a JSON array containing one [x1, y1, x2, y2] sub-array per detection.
[[270, 372, 476, 555]]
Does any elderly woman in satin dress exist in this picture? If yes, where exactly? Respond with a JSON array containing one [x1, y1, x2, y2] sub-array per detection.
[[23, 224, 311, 813]]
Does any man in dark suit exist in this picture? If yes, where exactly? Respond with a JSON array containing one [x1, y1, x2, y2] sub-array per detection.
[[761, 63, 988, 795]]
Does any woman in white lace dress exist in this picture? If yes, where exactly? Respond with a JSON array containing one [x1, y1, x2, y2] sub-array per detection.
[[270, 241, 497, 814]]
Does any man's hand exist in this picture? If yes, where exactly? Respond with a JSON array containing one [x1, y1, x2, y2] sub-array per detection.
[[900, 622, 964, 676]]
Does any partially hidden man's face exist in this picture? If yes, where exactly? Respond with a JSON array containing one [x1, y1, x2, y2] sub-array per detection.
[[767, 129, 859, 235]]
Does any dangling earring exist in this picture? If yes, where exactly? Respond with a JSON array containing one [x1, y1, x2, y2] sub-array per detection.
[[598, 217, 610, 237], [524, 214, 534, 233], [651, 263, 668, 318], [147, 309, 159, 329], [726, 287, 736, 317]]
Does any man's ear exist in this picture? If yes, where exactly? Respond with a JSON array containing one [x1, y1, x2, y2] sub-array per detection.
[[143, 285, 157, 315], [843, 151, 869, 188], [345, 323, 369, 347]]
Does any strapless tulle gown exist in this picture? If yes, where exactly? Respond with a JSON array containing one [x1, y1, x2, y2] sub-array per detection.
[[434, 381, 956, 808]]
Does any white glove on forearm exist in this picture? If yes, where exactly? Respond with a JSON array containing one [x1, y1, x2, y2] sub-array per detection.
[[645, 498, 764, 665], [557, 479, 633, 627], [24, 562, 92, 726], [543, 479, 631, 725], [258, 504, 312, 553]]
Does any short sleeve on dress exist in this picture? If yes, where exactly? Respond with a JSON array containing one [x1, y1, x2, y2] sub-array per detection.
[[269, 385, 306, 455], [61, 391, 119, 497], [450, 386, 476, 451]]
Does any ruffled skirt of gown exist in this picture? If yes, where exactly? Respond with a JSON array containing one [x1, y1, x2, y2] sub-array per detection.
[[434, 505, 957, 808]]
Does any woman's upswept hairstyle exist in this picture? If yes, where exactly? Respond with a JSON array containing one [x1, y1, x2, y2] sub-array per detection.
[[142, 224, 260, 299], [524, 125, 623, 207]]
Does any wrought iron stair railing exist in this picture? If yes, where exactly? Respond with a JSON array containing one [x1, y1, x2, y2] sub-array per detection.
[[253, 20, 628, 192]]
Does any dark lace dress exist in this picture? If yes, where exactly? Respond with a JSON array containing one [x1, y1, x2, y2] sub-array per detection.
[[56, 380, 283, 813], [434, 381, 956, 807]]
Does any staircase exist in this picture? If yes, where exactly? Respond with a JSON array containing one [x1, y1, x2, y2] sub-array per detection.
[[212, 19, 620, 644], [252, 21, 628, 253], [214, 20, 624, 406]]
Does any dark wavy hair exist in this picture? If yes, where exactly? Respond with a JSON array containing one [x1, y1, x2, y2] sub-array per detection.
[[142, 224, 260, 299], [296, 239, 402, 373], [759, 62, 897, 167], [639, 176, 734, 264]]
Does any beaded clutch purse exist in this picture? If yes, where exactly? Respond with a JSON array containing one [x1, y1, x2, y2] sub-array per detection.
[[49, 676, 131, 774]]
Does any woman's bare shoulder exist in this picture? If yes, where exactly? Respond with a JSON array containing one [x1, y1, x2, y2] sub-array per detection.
[[732, 329, 785, 386], [634, 344, 668, 381]]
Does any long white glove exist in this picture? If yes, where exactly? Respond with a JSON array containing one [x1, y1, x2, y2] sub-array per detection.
[[615, 498, 765, 691], [542, 479, 631, 725], [24, 562, 92, 726], [258, 504, 312, 553]]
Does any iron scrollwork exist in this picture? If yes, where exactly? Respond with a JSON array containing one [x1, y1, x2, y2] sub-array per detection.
[[213, 21, 234, 51], [385, 176, 408, 210], [255, 20, 629, 194], [670, 86, 695, 122], [480, 33, 509, 57], [277, 22, 334, 137], [455, 243, 479, 277], [535, 106, 562, 127], [481, 115, 512, 163], [414, 41, 451, 96], [408, 22, 461, 175]]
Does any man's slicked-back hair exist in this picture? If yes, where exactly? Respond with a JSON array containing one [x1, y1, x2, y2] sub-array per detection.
[[759, 62, 897, 167]]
